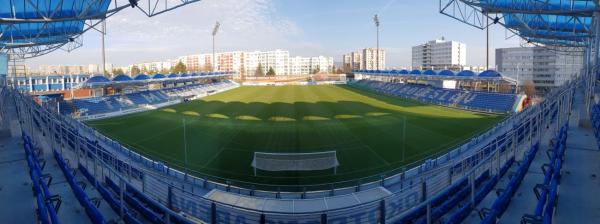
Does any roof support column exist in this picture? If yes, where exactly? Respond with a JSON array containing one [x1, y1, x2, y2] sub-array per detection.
[[585, 11, 600, 120]]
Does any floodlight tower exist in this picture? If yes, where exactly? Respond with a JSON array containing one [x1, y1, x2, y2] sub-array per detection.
[[101, 21, 106, 76], [373, 14, 380, 70], [212, 21, 221, 72]]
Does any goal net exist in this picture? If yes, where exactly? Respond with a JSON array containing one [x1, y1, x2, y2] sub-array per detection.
[[252, 151, 339, 175]]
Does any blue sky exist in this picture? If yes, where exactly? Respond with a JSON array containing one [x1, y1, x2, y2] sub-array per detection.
[[26, 0, 521, 68]]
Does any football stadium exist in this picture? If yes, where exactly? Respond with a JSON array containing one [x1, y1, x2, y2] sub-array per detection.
[[0, 1, 599, 224]]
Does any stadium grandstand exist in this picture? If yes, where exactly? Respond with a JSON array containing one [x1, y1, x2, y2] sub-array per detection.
[[0, 1, 599, 224]]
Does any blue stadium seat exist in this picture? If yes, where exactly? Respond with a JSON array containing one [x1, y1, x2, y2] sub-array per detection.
[[79, 164, 141, 224], [351, 80, 518, 113], [53, 150, 105, 224], [68, 81, 234, 117], [22, 133, 60, 224], [481, 143, 539, 221], [522, 125, 568, 224], [105, 177, 165, 224]]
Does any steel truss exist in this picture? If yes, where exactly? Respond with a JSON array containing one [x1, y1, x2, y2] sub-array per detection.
[[440, 0, 600, 118], [439, 0, 598, 48]]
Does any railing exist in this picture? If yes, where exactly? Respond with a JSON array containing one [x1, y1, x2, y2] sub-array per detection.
[[1, 78, 575, 223]]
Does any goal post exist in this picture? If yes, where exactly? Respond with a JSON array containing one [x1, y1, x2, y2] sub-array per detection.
[[252, 151, 340, 175]]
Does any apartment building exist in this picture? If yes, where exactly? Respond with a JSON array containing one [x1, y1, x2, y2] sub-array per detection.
[[412, 38, 467, 70], [343, 48, 384, 70]]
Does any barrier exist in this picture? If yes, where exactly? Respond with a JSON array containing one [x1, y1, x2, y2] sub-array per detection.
[[522, 124, 568, 224], [1, 78, 575, 223], [22, 133, 60, 224]]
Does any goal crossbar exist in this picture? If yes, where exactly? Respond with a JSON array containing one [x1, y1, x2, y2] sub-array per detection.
[[252, 151, 339, 174]]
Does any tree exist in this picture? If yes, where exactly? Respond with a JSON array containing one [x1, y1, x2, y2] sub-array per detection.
[[266, 67, 276, 76], [523, 80, 536, 97], [255, 63, 265, 77], [202, 64, 213, 73], [112, 68, 125, 76], [342, 63, 353, 73], [171, 61, 187, 74], [311, 65, 321, 75], [130, 65, 141, 76]]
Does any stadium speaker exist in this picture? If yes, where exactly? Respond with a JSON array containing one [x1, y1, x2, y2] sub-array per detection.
[[493, 17, 500, 24], [129, 0, 138, 8]]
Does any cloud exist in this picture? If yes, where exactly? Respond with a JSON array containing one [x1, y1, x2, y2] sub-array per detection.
[[27, 0, 307, 67]]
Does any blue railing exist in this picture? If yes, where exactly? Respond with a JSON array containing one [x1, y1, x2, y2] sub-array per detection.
[[3, 78, 575, 223]]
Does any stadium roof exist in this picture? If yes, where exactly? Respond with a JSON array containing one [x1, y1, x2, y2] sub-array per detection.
[[0, 0, 201, 59], [423, 70, 437, 75], [152, 74, 166, 79], [439, 70, 455, 76], [112, 74, 132, 82], [76, 71, 233, 88], [86, 75, 110, 83], [440, 0, 598, 48], [134, 74, 149, 80], [356, 69, 511, 82], [479, 70, 501, 78], [456, 70, 476, 77]]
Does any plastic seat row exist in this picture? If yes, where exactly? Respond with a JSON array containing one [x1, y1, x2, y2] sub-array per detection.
[[351, 80, 517, 113], [396, 166, 495, 224], [53, 149, 105, 224], [480, 143, 540, 224], [591, 104, 600, 149], [125, 183, 193, 224], [522, 125, 568, 224], [64, 81, 234, 116], [395, 178, 469, 223], [413, 171, 491, 224], [23, 133, 61, 224], [78, 164, 142, 224], [105, 176, 193, 224], [443, 157, 515, 224]]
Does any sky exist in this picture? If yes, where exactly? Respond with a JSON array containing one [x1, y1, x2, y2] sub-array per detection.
[[25, 0, 523, 69]]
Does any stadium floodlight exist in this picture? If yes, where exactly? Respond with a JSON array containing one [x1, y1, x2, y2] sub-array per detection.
[[252, 151, 339, 175], [373, 14, 380, 70], [212, 21, 221, 72]]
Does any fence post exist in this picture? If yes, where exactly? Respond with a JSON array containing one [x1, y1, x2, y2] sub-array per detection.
[[211, 202, 217, 224], [320, 213, 327, 224], [426, 202, 431, 224], [421, 180, 427, 202], [260, 214, 266, 224], [119, 177, 125, 218], [380, 200, 386, 224], [495, 139, 500, 174], [168, 185, 173, 210], [470, 172, 475, 205]]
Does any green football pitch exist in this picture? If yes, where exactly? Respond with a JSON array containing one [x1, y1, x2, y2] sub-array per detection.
[[87, 85, 504, 189]]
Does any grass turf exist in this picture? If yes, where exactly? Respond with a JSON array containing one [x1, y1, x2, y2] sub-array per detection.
[[87, 85, 504, 190]]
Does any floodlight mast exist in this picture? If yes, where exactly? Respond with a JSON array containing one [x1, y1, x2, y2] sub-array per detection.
[[373, 15, 380, 70], [101, 21, 106, 76], [212, 21, 221, 72]]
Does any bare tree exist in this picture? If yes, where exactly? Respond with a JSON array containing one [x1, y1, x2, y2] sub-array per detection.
[[523, 80, 536, 96], [255, 63, 265, 77]]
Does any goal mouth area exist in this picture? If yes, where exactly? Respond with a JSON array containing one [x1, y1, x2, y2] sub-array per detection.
[[251, 151, 340, 173]]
